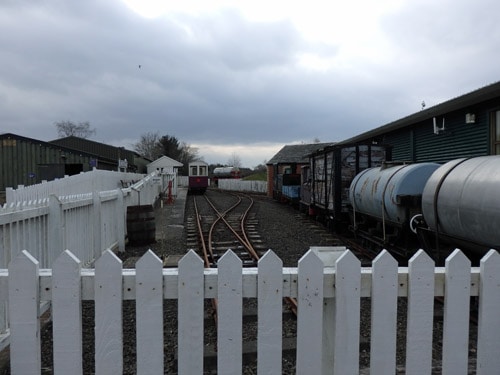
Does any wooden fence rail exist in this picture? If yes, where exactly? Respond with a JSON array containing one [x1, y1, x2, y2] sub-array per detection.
[[1, 247, 499, 374]]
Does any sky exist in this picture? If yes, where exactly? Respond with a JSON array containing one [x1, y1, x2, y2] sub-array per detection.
[[1, 1, 499, 168]]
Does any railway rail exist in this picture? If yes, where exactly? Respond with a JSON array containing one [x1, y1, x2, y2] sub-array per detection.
[[190, 191, 301, 318]]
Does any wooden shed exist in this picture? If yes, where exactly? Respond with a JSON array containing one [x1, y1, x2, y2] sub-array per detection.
[[266, 143, 335, 198], [146, 155, 183, 175]]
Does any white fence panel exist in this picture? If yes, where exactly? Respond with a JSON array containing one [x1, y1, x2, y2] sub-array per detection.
[[5, 169, 146, 204], [2, 249, 500, 374], [218, 179, 267, 193]]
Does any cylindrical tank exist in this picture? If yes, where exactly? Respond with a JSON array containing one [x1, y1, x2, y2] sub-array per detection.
[[422, 156, 500, 248], [213, 167, 239, 175], [350, 162, 440, 225]]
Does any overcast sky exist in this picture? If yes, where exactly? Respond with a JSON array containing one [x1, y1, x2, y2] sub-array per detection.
[[1, 0, 499, 168]]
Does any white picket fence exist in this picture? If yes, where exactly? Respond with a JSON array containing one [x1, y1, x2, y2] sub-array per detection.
[[218, 179, 267, 193], [2, 247, 499, 374], [0, 171, 170, 270], [5, 168, 146, 205]]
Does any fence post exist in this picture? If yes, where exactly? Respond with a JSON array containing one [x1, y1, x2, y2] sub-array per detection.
[[48, 195, 63, 267], [5, 188, 13, 205], [115, 189, 125, 253], [93, 191, 102, 258]]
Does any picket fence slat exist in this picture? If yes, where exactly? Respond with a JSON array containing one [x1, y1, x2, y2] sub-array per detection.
[[53, 250, 83, 375], [217, 250, 243, 374], [442, 249, 471, 375], [476, 249, 500, 374], [333, 250, 361, 375], [406, 250, 435, 375], [8, 250, 41, 374], [136, 250, 164, 375], [178, 250, 204, 374], [95, 250, 123, 374], [370, 250, 398, 375], [257, 250, 283, 375], [296, 250, 324, 374]]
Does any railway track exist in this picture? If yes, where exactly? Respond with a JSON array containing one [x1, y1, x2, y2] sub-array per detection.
[[189, 190, 301, 316]]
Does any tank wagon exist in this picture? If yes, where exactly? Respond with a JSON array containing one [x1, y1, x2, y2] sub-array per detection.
[[212, 166, 240, 186], [188, 161, 209, 194], [349, 155, 500, 259], [349, 162, 440, 252]]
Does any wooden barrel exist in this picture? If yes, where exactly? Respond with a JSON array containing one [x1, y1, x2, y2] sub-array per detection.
[[126, 205, 156, 245]]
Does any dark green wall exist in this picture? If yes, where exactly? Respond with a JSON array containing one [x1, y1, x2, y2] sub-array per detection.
[[0, 136, 94, 191], [384, 105, 491, 163]]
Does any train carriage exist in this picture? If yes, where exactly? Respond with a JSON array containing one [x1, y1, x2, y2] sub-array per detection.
[[188, 161, 209, 194], [303, 143, 387, 230]]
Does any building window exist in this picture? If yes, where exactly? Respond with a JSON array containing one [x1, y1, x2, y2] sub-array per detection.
[[494, 110, 500, 155]]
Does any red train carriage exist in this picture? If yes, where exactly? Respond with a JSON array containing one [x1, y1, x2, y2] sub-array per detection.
[[188, 161, 209, 194]]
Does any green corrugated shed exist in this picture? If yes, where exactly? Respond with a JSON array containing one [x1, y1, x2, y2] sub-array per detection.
[[339, 81, 500, 162], [0, 133, 115, 191], [50, 136, 150, 173]]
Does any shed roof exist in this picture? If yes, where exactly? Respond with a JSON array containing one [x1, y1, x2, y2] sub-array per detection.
[[267, 142, 336, 165], [147, 155, 183, 169], [0, 132, 110, 161], [49, 136, 142, 162], [338, 80, 500, 145]]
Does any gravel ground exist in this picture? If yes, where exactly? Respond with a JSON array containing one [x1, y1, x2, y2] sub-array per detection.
[[30, 190, 478, 373]]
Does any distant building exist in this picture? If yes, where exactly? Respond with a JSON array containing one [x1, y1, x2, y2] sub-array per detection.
[[0, 133, 150, 192], [147, 155, 183, 175], [266, 143, 335, 198], [50, 136, 150, 173], [0, 133, 107, 191]]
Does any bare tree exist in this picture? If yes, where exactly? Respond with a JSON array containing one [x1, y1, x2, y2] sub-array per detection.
[[227, 152, 242, 168], [134, 131, 163, 160], [55, 120, 96, 138]]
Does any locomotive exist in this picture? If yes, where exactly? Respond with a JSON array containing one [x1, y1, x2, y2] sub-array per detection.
[[348, 156, 500, 260]]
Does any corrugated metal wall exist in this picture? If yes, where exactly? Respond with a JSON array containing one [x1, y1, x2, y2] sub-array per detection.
[[0, 136, 94, 191]]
